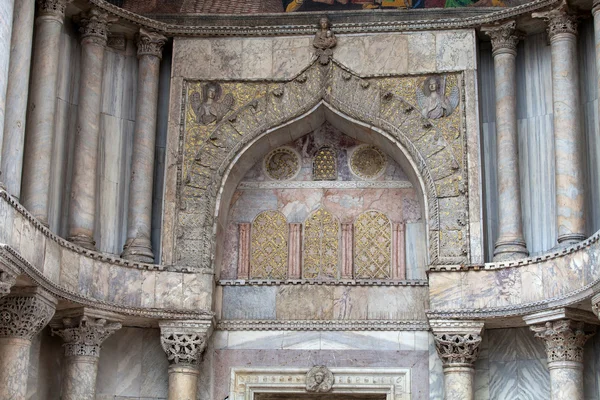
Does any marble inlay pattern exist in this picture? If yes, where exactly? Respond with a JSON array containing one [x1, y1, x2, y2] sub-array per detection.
[[250, 211, 288, 280], [353, 210, 392, 279]]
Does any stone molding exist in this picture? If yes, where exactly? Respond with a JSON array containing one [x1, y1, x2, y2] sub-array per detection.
[[0, 261, 19, 298], [481, 20, 524, 56], [0, 287, 57, 340], [136, 28, 167, 59], [38, 0, 71, 20], [218, 278, 428, 286], [530, 319, 595, 363], [78, 7, 117, 46], [159, 320, 213, 366], [216, 319, 430, 331], [237, 180, 413, 190], [51, 312, 122, 357], [532, 0, 578, 39]]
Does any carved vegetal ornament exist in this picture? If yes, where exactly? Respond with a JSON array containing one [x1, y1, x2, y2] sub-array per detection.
[[532, 0, 578, 40], [136, 28, 167, 59], [78, 7, 117, 46], [52, 315, 121, 357], [531, 319, 595, 363], [313, 17, 337, 65], [482, 20, 523, 56], [0, 289, 56, 340], [306, 366, 334, 392], [433, 333, 482, 366]]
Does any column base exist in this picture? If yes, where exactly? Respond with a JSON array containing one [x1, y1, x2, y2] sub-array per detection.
[[121, 238, 155, 263], [493, 238, 529, 261], [557, 233, 586, 246], [68, 234, 96, 250]]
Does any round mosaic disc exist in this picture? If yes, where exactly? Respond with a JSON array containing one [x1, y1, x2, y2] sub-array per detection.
[[349, 145, 387, 180], [264, 147, 301, 181]]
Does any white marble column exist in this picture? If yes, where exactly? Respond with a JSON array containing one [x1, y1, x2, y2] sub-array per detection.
[[0, 0, 15, 170], [159, 320, 212, 400], [534, 2, 586, 246], [51, 310, 122, 400], [0, 287, 57, 400], [20, 0, 69, 225], [525, 310, 596, 400], [121, 28, 166, 262], [431, 320, 484, 400], [1, 0, 36, 198], [67, 8, 114, 250], [482, 21, 529, 261]]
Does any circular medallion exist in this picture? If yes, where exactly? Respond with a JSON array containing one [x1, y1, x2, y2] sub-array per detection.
[[264, 147, 301, 181], [349, 145, 387, 180]]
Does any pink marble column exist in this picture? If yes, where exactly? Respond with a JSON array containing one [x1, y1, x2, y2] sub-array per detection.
[[20, 0, 69, 225], [341, 223, 353, 279], [288, 223, 302, 279], [482, 21, 529, 261], [67, 8, 114, 250], [237, 223, 251, 279], [392, 222, 406, 280], [121, 28, 167, 262], [1, 0, 36, 198], [534, 3, 586, 245]]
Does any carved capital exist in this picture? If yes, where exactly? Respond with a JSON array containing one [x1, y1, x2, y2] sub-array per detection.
[[533, 1, 579, 39], [0, 261, 19, 298], [78, 8, 117, 47], [482, 21, 523, 56], [530, 319, 595, 363], [37, 0, 72, 20], [51, 311, 122, 357], [159, 320, 212, 367], [136, 28, 167, 59], [0, 287, 57, 340], [433, 333, 482, 367]]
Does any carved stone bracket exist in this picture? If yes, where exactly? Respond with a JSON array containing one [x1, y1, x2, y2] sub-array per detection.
[[430, 319, 484, 367], [159, 320, 213, 367], [481, 20, 524, 56], [136, 28, 167, 59], [532, 0, 578, 40], [0, 261, 19, 298], [78, 7, 118, 46], [0, 287, 57, 340], [51, 308, 123, 357], [37, 0, 72, 20]]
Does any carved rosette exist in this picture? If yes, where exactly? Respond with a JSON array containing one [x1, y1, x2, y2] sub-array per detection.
[[159, 320, 212, 367], [530, 319, 595, 363], [433, 333, 482, 367], [78, 8, 116, 46], [482, 21, 523, 57], [52, 315, 122, 357], [37, 0, 72, 19], [0, 288, 57, 340], [533, 2, 578, 40], [136, 28, 167, 59]]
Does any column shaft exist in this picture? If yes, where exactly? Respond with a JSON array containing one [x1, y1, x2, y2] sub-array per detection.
[[0, 0, 15, 163], [287, 223, 302, 279], [61, 356, 99, 400], [168, 365, 199, 400], [549, 361, 584, 399], [1, 0, 35, 198], [0, 338, 30, 400], [20, 1, 67, 225], [595, 2, 600, 140], [237, 223, 251, 279], [443, 366, 474, 400], [122, 29, 166, 261]]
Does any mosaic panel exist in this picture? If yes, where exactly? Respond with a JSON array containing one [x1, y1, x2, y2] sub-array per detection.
[[349, 145, 388, 180], [354, 211, 392, 279], [251, 211, 289, 279], [263, 147, 301, 181], [303, 208, 340, 279], [313, 147, 337, 181]]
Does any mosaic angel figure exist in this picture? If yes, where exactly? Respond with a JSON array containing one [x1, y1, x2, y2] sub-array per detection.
[[189, 83, 234, 125], [416, 75, 460, 119]]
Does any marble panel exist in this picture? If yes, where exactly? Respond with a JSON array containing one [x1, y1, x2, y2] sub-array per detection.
[[115, 328, 143, 397], [227, 331, 285, 350], [155, 272, 184, 308], [209, 38, 243, 79], [172, 38, 211, 79], [435, 30, 475, 71], [474, 366, 490, 400], [407, 33, 436, 73], [405, 222, 427, 279], [183, 272, 211, 310], [320, 331, 401, 351], [242, 38, 273, 79], [222, 286, 277, 320], [276, 285, 334, 320], [428, 272, 465, 310], [429, 334, 445, 400], [489, 361, 518, 400], [272, 36, 313, 80], [517, 359, 550, 400], [366, 286, 428, 320], [0, 197, 13, 245], [77, 256, 94, 297], [91, 260, 110, 301], [59, 249, 79, 292], [141, 271, 156, 308], [488, 328, 517, 362], [27, 329, 63, 400], [282, 331, 321, 350], [515, 327, 545, 361], [140, 329, 169, 399], [332, 286, 368, 320], [42, 239, 61, 284], [107, 266, 142, 306]]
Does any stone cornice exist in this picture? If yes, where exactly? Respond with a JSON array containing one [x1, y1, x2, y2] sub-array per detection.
[[217, 279, 429, 287], [216, 319, 430, 331]]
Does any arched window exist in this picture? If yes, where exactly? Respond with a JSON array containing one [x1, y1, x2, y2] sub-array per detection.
[[303, 208, 339, 279], [312, 146, 337, 180], [354, 211, 392, 279], [250, 211, 288, 279]]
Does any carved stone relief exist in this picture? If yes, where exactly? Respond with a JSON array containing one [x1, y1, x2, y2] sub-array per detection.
[[264, 147, 301, 181], [189, 83, 234, 125], [250, 211, 289, 280], [416, 75, 460, 119], [530, 319, 596, 363], [354, 211, 392, 279], [303, 208, 340, 280], [349, 144, 387, 180], [313, 17, 337, 65], [52, 315, 122, 357], [306, 366, 334, 392], [313, 146, 337, 181]]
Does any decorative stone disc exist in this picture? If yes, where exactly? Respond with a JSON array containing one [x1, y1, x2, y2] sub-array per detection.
[[349, 145, 387, 180], [264, 147, 301, 181]]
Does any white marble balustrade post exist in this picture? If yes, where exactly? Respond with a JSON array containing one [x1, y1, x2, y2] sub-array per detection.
[[533, 2, 586, 246], [67, 8, 115, 250], [20, 0, 70, 225], [121, 28, 167, 262], [0, 287, 57, 400], [159, 320, 212, 400], [482, 21, 529, 261], [0, 0, 15, 175], [525, 309, 597, 400], [1, 0, 36, 198], [431, 320, 484, 400], [51, 309, 122, 400]]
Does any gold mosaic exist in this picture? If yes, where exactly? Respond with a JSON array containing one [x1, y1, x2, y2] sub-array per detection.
[[302, 208, 339, 280], [313, 147, 337, 180], [349, 145, 387, 180], [250, 211, 288, 280], [354, 211, 392, 279], [264, 147, 301, 181]]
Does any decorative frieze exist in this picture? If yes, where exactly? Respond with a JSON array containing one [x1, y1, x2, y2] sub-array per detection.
[[159, 320, 212, 366], [51, 314, 122, 357], [482, 20, 523, 56], [0, 287, 56, 340], [136, 28, 167, 59], [530, 319, 595, 363]]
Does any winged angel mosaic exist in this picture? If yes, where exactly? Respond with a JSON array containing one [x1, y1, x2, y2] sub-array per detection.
[[416, 75, 460, 119], [189, 83, 234, 125]]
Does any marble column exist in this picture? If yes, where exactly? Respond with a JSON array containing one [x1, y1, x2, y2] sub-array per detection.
[[0, 287, 57, 400], [51, 309, 122, 400], [237, 223, 251, 279], [1, 0, 36, 198], [67, 8, 114, 250], [431, 320, 484, 400], [534, 2, 586, 245], [482, 21, 529, 261], [121, 29, 167, 262], [20, 0, 69, 225], [159, 320, 212, 400], [392, 222, 406, 279], [341, 223, 353, 279], [0, 0, 15, 177], [288, 223, 302, 279], [594, 0, 600, 142]]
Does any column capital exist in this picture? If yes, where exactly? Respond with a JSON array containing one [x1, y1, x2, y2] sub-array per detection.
[[430, 319, 484, 367], [78, 7, 118, 47], [136, 28, 167, 59], [532, 0, 579, 40], [159, 320, 213, 367], [0, 287, 57, 340], [37, 0, 72, 20], [0, 261, 20, 298], [482, 20, 523, 57], [50, 308, 123, 358], [530, 319, 595, 363]]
